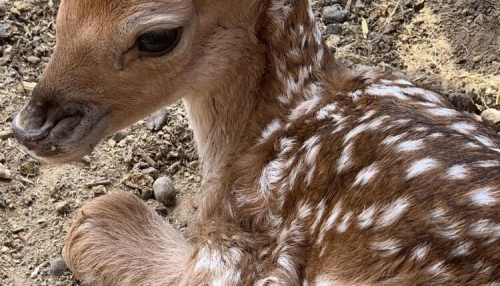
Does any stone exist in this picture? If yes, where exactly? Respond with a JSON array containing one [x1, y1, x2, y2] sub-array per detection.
[[0, 165, 11, 180], [448, 93, 475, 113], [325, 24, 343, 35], [153, 177, 177, 207], [27, 56, 41, 64], [323, 6, 348, 24], [481, 108, 500, 131], [50, 258, 67, 277], [55, 201, 70, 215]]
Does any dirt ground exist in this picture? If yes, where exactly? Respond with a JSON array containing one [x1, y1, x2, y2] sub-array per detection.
[[0, 0, 499, 285]]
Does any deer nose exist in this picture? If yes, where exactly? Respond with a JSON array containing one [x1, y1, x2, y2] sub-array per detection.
[[12, 100, 84, 147]]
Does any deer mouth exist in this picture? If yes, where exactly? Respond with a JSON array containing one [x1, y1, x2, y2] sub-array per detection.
[[12, 101, 112, 163]]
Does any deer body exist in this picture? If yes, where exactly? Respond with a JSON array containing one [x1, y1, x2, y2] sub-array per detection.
[[11, 0, 500, 285]]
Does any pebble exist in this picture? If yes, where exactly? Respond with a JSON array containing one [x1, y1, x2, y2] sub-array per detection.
[[113, 130, 129, 143], [448, 93, 475, 112], [26, 56, 41, 64], [145, 108, 169, 131], [50, 258, 67, 277], [0, 23, 12, 38], [325, 24, 343, 35], [0, 130, 14, 140], [0, 165, 11, 180], [481, 108, 500, 131], [55, 200, 70, 215], [153, 177, 177, 207], [323, 6, 348, 23]]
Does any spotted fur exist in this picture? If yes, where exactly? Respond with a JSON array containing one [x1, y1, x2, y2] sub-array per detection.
[[19, 0, 500, 285]]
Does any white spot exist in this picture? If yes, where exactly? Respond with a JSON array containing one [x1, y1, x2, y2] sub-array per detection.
[[316, 103, 338, 120], [429, 133, 444, 138], [412, 89, 442, 103], [380, 79, 413, 86], [394, 79, 413, 85], [194, 246, 222, 272], [343, 123, 367, 144], [311, 199, 326, 233], [336, 211, 353, 233], [427, 108, 459, 117], [397, 139, 424, 152], [289, 96, 322, 121], [365, 85, 409, 101], [261, 119, 282, 142], [318, 201, 342, 244], [315, 276, 337, 286], [446, 165, 469, 179], [414, 126, 429, 132], [381, 133, 407, 145], [367, 116, 390, 130], [470, 187, 497, 206], [450, 122, 477, 134], [359, 110, 376, 122], [476, 160, 500, 168], [474, 135, 495, 147], [277, 252, 295, 278], [394, 119, 411, 125], [303, 135, 320, 165], [466, 142, 480, 149], [416, 102, 438, 107], [348, 90, 363, 102], [352, 163, 379, 187], [411, 244, 430, 261], [406, 158, 438, 179], [377, 197, 410, 228], [337, 142, 354, 173], [428, 261, 446, 276], [370, 239, 401, 256], [358, 205, 377, 229], [451, 241, 473, 257]]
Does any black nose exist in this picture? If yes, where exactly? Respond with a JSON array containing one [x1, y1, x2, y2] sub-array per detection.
[[12, 100, 84, 147]]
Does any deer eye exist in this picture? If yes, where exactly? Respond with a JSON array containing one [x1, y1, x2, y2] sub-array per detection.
[[137, 28, 181, 56]]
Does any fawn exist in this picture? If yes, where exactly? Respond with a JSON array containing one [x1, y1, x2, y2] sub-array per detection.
[[12, 0, 500, 285]]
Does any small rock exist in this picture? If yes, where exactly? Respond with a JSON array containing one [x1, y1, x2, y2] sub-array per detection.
[[123, 172, 154, 199], [323, 6, 348, 23], [145, 108, 169, 131], [27, 56, 41, 64], [50, 258, 67, 277], [0, 130, 13, 140], [448, 93, 475, 113], [481, 109, 500, 131], [153, 177, 177, 207], [0, 23, 11, 38], [55, 201, 70, 215], [92, 186, 107, 197], [0, 165, 11, 180], [141, 167, 159, 176], [19, 161, 38, 177], [354, 0, 365, 9], [325, 24, 343, 35], [113, 130, 129, 143]]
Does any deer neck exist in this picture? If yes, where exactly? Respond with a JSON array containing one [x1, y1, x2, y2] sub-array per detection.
[[183, 0, 334, 180]]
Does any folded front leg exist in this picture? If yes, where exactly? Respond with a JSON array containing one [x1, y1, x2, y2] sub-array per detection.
[[64, 191, 192, 286]]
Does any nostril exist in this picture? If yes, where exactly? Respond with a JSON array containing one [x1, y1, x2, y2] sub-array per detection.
[[12, 116, 54, 142], [12, 101, 85, 144]]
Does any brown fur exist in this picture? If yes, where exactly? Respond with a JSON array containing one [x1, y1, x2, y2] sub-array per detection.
[[12, 0, 500, 285]]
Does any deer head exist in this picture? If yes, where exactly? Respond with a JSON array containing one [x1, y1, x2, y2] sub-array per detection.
[[12, 0, 265, 163]]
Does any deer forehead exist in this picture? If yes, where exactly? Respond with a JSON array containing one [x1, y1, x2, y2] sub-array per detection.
[[57, 0, 194, 40]]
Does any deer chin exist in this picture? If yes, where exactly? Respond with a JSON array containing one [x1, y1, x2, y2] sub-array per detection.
[[12, 111, 113, 164]]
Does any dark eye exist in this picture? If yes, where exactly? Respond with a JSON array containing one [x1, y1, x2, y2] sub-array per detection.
[[137, 28, 181, 56]]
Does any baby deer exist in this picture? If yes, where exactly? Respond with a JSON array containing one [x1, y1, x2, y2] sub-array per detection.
[[12, 0, 500, 285]]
